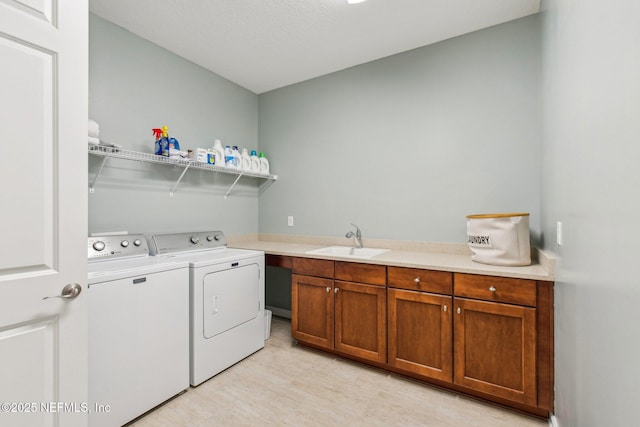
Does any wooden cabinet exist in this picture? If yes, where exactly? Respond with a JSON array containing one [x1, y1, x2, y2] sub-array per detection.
[[291, 274, 334, 349], [334, 280, 387, 362], [291, 259, 387, 364], [285, 255, 553, 416], [453, 298, 536, 406], [454, 273, 536, 307], [291, 257, 335, 349], [387, 266, 452, 294], [292, 257, 334, 279], [453, 273, 538, 407], [387, 266, 453, 382], [335, 262, 387, 363], [388, 269, 544, 409], [388, 288, 453, 382]]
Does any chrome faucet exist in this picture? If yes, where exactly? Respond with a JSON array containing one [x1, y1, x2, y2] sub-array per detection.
[[345, 223, 363, 249]]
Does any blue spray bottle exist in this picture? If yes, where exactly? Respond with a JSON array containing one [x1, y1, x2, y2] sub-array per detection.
[[153, 128, 163, 155]]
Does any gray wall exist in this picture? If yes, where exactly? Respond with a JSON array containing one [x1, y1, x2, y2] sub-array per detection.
[[89, 14, 260, 236], [258, 16, 541, 244], [540, 1, 640, 425]]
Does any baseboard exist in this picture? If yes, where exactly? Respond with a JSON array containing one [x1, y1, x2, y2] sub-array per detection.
[[549, 414, 559, 427], [266, 305, 291, 319]]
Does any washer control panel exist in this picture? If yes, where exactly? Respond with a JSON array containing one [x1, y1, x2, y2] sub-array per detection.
[[88, 234, 149, 261], [149, 231, 227, 255]]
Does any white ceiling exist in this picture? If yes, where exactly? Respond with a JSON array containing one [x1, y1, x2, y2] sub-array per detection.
[[89, 0, 540, 94]]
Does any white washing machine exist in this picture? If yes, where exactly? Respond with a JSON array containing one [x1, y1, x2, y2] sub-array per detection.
[[149, 231, 265, 386], [88, 234, 190, 427]]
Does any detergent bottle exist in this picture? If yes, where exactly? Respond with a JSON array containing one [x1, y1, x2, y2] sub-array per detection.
[[213, 139, 225, 167], [241, 148, 251, 171], [259, 152, 270, 175], [224, 145, 235, 168], [232, 146, 241, 170], [168, 133, 180, 153], [250, 150, 260, 172], [164, 126, 182, 157]]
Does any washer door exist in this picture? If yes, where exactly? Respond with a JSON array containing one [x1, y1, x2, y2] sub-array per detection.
[[202, 263, 260, 339]]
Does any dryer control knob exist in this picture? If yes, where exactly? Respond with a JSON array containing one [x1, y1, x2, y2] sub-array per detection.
[[190, 236, 200, 244], [206, 235, 214, 242], [93, 241, 105, 251], [133, 239, 142, 246], [121, 240, 129, 248], [214, 234, 222, 241]]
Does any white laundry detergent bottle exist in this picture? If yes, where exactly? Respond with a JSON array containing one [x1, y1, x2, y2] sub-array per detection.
[[241, 148, 251, 171], [250, 150, 260, 173], [213, 139, 225, 167], [232, 146, 241, 170], [224, 145, 236, 168], [259, 152, 270, 175]]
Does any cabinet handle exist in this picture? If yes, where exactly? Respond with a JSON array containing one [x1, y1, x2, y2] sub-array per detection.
[[326, 287, 331, 293], [334, 288, 339, 293], [457, 307, 461, 315], [489, 286, 497, 292], [414, 277, 421, 283], [443, 305, 448, 312]]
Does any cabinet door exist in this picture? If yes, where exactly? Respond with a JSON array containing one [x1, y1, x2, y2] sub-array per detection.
[[388, 289, 453, 382], [334, 280, 387, 363], [292, 274, 334, 349], [454, 298, 536, 406]]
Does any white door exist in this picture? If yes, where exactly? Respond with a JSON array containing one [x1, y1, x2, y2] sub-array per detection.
[[0, 1, 88, 427]]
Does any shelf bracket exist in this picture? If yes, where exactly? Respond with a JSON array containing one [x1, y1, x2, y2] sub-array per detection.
[[169, 163, 192, 196], [258, 178, 276, 196], [224, 172, 245, 199], [89, 156, 109, 193]]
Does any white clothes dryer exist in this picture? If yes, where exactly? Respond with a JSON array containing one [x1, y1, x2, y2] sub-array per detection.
[[149, 231, 265, 386], [88, 234, 189, 427]]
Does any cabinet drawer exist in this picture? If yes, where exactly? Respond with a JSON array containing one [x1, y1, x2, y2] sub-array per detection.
[[454, 273, 536, 307], [388, 266, 452, 294], [335, 261, 386, 286], [266, 254, 293, 269], [292, 257, 334, 278]]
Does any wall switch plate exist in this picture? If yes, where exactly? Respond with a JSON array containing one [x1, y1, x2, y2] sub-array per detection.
[[287, 216, 294, 227], [556, 221, 563, 246]]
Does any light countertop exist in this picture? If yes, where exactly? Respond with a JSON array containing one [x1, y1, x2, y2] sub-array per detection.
[[228, 234, 554, 282]]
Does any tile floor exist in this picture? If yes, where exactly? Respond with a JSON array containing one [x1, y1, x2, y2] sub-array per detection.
[[129, 316, 548, 427]]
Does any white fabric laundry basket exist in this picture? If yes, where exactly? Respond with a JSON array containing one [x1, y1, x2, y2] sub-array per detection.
[[466, 213, 531, 266]]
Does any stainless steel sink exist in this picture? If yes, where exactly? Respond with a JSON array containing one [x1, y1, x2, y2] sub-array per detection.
[[305, 246, 390, 259]]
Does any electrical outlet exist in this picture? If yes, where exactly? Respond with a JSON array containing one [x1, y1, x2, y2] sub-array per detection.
[[556, 221, 563, 246], [287, 216, 294, 227]]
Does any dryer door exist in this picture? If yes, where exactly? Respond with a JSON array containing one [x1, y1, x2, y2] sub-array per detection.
[[202, 263, 260, 339]]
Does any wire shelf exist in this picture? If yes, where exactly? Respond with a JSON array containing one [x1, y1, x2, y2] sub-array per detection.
[[88, 145, 277, 197]]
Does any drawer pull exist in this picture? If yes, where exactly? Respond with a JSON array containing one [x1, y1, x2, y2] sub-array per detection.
[[489, 286, 497, 292], [326, 287, 331, 293], [457, 307, 461, 315], [443, 305, 448, 312], [414, 277, 421, 283]]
